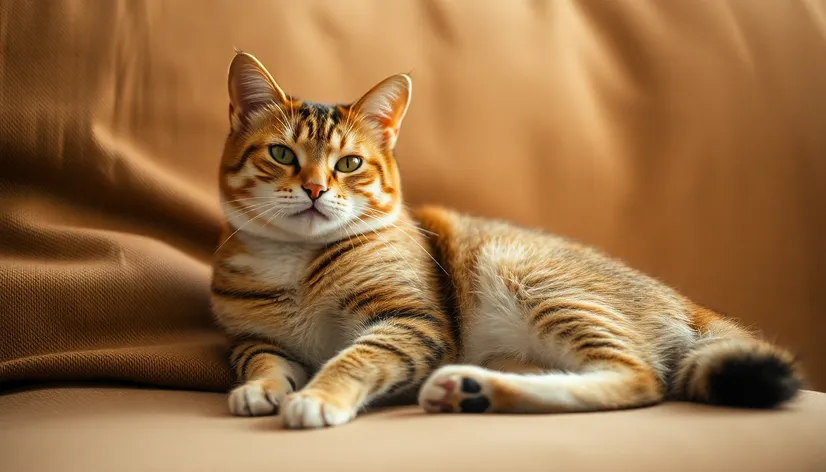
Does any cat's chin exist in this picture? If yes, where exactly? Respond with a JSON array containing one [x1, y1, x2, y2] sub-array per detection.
[[260, 213, 351, 243], [232, 206, 400, 244], [291, 207, 328, 220], [285, 214, 338, 239]]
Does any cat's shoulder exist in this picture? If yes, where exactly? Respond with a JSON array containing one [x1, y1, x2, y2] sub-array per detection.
[[411, 204, 582, 255]]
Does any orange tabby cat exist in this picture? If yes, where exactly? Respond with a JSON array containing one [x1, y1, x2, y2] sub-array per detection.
[[211, 52, 802, 429]]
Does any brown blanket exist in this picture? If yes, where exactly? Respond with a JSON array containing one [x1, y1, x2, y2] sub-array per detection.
[[1, 0, 825, 393]]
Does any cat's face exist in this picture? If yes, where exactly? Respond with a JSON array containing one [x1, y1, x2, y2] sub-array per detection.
[[219, 53, 411, 243]]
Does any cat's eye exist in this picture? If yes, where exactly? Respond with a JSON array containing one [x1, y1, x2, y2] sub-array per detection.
[[335, 155, 363, 173], [269, 144, 297, 166]]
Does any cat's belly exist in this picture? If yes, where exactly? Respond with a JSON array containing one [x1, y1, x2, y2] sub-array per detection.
[[460, 293, 572, 370], [457, 242, 576, 371]]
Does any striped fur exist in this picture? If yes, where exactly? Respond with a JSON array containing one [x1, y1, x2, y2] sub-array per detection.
[[211, 52, 802, 429]]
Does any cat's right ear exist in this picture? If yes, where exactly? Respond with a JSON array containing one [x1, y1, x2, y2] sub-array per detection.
[[227, 52, 288, 132]]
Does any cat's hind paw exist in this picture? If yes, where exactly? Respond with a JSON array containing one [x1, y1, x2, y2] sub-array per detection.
[[418, 365, 496, 414]]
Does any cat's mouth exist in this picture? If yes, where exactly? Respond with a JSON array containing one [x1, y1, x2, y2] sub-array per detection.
[[292, 207, 328, 220]]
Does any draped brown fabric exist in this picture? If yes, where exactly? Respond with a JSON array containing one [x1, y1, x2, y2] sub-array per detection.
[[3, 0, 824, 394], [2, 1, 826, 466]]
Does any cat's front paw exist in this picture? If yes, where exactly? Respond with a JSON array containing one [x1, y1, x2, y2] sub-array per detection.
[[229, 379, 294, 416], [280, 389, 356, 429]]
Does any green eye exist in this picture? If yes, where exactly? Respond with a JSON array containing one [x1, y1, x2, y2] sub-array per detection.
[[269, 145, 297, 165], [335, 155, 363, 173]]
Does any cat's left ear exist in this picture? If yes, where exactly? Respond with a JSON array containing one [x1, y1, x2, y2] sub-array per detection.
[[227, 52, 288, 133], [352, 74, 412, 149]]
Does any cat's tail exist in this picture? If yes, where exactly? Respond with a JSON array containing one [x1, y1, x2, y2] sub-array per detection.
[[673, 305, 803, 408]]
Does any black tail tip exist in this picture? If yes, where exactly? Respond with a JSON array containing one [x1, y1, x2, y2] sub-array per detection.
[[707, 354, 801, 409]]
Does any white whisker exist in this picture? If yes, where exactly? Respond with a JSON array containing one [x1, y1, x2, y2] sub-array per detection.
[[271, 103, 296, 138], [222, 196, 284, 204], [362, 207, 438, 237], [361, 212, 451, 278], [223, 200, 280, 219], [262, 207, 288, 227], [340, 104, 362, 143], [354, 215, 422, 281], [215, 203, 281, 253], [352, 214, 424, 287]]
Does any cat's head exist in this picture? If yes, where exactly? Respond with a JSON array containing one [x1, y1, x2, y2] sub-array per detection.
[[219, 52, 411, 243]]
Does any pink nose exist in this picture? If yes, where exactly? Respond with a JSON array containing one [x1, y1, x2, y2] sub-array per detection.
[[302, 182, 327, 200]]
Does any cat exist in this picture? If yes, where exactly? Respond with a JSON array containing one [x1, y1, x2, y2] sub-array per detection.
[[211, 51, 802, 429]]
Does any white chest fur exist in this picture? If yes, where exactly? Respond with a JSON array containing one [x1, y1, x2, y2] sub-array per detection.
[[230, 235, 318, 286], [222, 235, 356, 368]]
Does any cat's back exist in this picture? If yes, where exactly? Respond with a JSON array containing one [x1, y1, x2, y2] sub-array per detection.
[[415, 204, 657, 279], [413, 204, 683, 317], [413, 204, 574, 259]]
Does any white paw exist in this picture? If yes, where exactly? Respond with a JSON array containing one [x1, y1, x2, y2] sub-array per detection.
[[229, 379, 293, 417], [281, 390, 356, 429], [418, 365, 495, 414]]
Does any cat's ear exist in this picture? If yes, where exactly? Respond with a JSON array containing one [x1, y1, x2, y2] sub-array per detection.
[[352, 73, 412, 149], [227, 52, 288, 132]]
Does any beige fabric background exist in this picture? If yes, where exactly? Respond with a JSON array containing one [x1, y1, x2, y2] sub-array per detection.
[[1, 0, 825, 397]]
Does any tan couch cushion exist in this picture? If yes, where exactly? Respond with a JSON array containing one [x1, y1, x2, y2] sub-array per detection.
[[1, 387, 825, 471], [1, 1, 825, 392]]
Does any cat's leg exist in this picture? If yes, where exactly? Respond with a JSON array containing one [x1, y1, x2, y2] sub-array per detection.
[[281, 316, 450, 429], [227, 340, 309, 417], [419, 363, 661, 414], [420, 308, 663, 414]]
